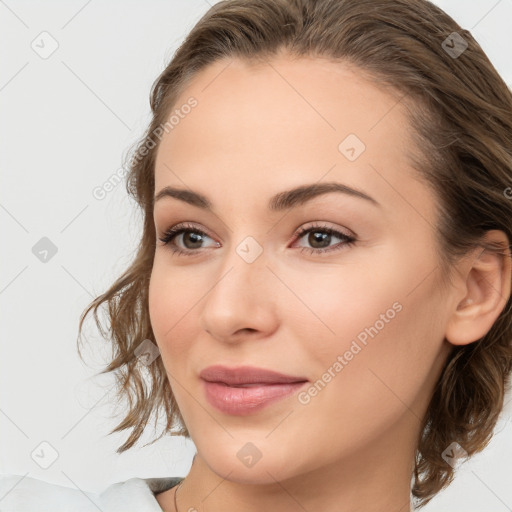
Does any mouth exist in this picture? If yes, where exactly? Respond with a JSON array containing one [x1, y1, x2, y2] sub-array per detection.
[[199, 364, 309, 415]]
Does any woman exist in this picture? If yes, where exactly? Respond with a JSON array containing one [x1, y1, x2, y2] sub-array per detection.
[[2, 0, 511, 510]]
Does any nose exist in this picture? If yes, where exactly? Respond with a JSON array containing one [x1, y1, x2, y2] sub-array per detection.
[[199, 238, 279, 344]]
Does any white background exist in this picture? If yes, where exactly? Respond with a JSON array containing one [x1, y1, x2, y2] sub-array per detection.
[[1, 1, 511, 510]]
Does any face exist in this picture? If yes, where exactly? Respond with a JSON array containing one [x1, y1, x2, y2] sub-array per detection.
[[149, 55, 455, 485]]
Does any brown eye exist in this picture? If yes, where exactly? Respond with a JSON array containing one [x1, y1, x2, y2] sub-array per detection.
[[293, 224, 356, 255], [158, 222, 219, 256]]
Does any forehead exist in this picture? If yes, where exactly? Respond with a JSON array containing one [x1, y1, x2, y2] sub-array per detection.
[[153, 56, 432, 222]]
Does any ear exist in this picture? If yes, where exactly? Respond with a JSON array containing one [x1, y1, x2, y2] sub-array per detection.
[[445, 230, 512, 346]]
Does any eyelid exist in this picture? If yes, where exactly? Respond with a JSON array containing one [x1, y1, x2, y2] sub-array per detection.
[[158, 221, 218, 245], [292, 221, 355, 241]]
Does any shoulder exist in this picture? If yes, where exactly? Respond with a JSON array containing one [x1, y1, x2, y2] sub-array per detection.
[[0, 474, 99, 511], [0, 473, 183, 511]]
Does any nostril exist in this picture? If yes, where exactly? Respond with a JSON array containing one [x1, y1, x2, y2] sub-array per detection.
[[237, 327, 257, 335]]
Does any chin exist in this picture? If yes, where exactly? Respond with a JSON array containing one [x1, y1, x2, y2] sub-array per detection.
[[196, 439, 307, 486]]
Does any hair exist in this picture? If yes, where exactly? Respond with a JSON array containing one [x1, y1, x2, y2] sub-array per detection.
[[77, 0, 512, 508]]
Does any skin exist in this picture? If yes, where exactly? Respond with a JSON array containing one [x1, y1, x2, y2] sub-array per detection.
[[149, 54, 511, 512]]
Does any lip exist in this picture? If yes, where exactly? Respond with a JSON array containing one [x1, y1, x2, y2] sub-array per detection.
[[199, 365, 308, 386], [200, 365, 309, 415]]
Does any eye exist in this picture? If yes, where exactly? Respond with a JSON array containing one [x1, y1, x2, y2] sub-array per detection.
[[292, 222, 356, 255], [158, 222, 219, 257], [157, 221, 356, 257]]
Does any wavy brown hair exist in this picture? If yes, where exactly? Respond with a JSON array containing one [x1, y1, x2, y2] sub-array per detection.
[[77, 0, 512, 507]]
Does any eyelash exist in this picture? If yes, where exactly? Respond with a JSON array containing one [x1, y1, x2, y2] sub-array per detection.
[[157, 221, 356, 257]]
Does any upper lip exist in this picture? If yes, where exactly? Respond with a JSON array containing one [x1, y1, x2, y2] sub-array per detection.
[[200, 365, 308, 386]]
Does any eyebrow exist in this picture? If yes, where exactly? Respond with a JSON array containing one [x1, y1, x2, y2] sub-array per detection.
[[153, 181, 381, 211]]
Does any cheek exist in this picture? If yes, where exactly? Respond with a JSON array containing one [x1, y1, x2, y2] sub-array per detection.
[[289, 246, 444, 403], [298, 266, 445, 432], [281, 255, 405, 364], [148, 260, 199, 352]]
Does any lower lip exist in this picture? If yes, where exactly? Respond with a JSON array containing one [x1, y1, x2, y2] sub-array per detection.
[[203, 380, 308, 415]]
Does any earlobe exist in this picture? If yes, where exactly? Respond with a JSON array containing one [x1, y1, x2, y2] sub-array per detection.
[[445, 230, 512, 347]]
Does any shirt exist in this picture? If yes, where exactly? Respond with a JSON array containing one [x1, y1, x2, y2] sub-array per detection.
[[0, 473, 184, 511], [1, 473, 416, 511]]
